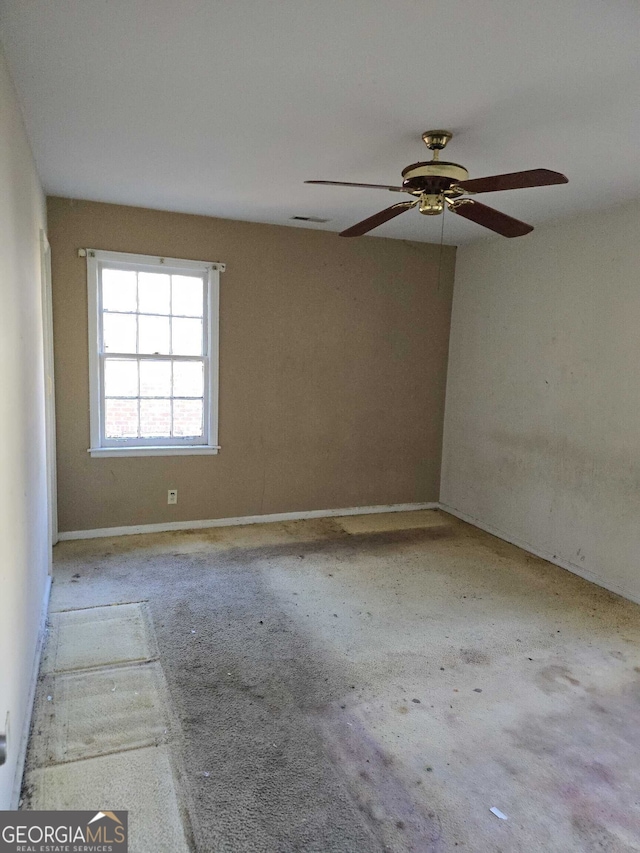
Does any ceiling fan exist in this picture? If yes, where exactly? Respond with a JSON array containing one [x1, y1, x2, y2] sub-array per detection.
[[305, 130, 568, 238]]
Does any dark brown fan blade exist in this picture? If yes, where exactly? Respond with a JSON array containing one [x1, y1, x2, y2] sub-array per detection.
[[305, 180, 406, 192], [457, 169, 568, 194], [339, 201, 418, 237], [449, 199, 533, 237]]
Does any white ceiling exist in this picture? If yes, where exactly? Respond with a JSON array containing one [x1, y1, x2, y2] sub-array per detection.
[[1, 0, 639, 244]]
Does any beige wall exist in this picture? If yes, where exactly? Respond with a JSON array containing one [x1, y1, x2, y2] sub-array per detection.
[[0, 46, 49, 807], [48, 198, 455, 532], [441, 199, 640, 604]]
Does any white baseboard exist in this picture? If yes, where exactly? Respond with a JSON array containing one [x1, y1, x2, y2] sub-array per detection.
[[11, 575, 52, 809], [58, 502, 440, 541], [439, 502, 640, 607]]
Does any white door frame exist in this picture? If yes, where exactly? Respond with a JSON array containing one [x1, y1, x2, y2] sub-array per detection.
[[40, 230, 58, 560]]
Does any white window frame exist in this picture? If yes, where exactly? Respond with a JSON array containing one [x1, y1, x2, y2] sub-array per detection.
[[85, 248, 224, 457]]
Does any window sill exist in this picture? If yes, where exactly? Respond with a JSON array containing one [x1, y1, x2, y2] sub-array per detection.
[[88, 445, 220, 458]]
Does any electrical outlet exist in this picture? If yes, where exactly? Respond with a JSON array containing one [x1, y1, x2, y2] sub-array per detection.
[[168, 489, 178, 505]]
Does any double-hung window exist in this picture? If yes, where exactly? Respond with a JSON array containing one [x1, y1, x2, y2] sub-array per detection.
[[86, 249, 224, 457]]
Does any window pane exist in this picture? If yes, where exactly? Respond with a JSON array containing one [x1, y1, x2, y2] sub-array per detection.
[[139, 360, 171, 397], [172, 275, 203, 317], [104, 359, 138, 397], [105, 399, 138, 437], [173, 399, 203, 437], [138, 272, 170, 315], [140, 399, 171, 437], [173, 361, 204, 397], [138, 315, 170, 354], [103, 313, 137, 353], [172, 318, 202, 355], [102, 268, 137, 312]]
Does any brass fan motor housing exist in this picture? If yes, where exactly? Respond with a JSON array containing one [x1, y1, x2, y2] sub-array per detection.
[[401, 160, 469, 196]]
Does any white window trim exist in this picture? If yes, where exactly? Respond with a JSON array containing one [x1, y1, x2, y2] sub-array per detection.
[[85, 248, 224, 457]]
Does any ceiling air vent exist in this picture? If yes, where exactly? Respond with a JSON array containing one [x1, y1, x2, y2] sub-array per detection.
[[290, 216, 331, 223]]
